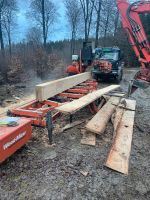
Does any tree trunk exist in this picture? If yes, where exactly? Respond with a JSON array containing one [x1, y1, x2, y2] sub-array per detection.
[[0, 10, 6, 82], [71, 31, 73, 56], [103, 9, 110, 46], [104, 16, 109, 39], [72, 30, 75, 54], [0, 11, 4, 51], [8, 30, 12, 57], [42, 0, 46, 49], [71, 28, 76, 56], [114, 10, 119, 36], [71, 30, 74, 55], [85, 0, 89, 42], [85, 19, 88, 42], [87, 1, 94, 40], [95, 1, 102, 48]]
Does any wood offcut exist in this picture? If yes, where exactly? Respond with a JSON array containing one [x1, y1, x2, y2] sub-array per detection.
[[80, 129, 96, 146]]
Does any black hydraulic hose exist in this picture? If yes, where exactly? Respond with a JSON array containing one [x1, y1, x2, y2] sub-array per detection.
[[127, 1, 141, 28], [126, 0, 149, 46], [126, 1, 148, 29]]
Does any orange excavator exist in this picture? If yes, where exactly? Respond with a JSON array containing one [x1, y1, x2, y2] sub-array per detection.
[[116, 0, 150, 95]]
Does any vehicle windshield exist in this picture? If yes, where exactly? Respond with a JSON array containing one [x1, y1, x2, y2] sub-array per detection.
[[99, 52, 118, 61]]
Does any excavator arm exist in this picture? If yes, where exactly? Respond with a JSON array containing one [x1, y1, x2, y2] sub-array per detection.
[[116, 0, 150, 95]]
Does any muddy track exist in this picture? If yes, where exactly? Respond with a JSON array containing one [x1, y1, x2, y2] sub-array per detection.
[[0, 69, 150, 200]]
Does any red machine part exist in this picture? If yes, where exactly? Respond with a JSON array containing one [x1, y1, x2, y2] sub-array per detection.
[[0, 79, 99, 163], [9, 79, 99, 145], [10, 80, 98, 125], [116, 0, 150, 92], [0, 118, 32, 163], [93, 60, 112, 73]]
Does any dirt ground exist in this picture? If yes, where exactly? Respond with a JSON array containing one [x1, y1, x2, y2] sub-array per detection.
[[0, 69, 150, 200]]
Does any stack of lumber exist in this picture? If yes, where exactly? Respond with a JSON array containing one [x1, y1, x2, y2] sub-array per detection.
[[84, 98, 136, 175]]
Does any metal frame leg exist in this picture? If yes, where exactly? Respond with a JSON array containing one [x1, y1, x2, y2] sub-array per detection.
[[46, 111, 53, 144], [69, 114, 73, 123]]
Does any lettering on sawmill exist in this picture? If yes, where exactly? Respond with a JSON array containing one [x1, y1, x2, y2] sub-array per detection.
[[3, 131, 26, 150]]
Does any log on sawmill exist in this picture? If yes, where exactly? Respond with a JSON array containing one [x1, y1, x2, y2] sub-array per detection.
[[36, 72, 91, 101]]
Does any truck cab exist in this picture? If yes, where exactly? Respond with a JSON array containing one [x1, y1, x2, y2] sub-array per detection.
[[92, 47, 124, 83]]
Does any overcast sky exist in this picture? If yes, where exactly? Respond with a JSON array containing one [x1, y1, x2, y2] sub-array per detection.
[[15, 0, 68, 42]]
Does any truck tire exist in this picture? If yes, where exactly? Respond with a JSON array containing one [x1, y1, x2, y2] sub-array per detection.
[[115, 70, 123, 83], [92, 73, 98, 81]]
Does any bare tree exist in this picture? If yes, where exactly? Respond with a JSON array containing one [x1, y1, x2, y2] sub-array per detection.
[[114, 10, 119, 36], [0, 0, 17, 82], [100, 0, 116, 40], [28, 0, 58, 49], [0, 0, 5, 51], [3, 0, 17, 57], [64, 0, 81, 54], [92, 0, 102, 47], [26, 27, 42, 46], [79, 0, 95, 42]]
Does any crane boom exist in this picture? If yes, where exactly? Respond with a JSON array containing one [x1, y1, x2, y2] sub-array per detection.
[[116, 0, 150, 94]]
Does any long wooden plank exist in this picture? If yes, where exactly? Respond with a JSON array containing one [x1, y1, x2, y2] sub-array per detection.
[[56, 85, 120, 114], [86, 97, 121, 134], [36, 72, 91, 101], [105, 99, 136, 175]]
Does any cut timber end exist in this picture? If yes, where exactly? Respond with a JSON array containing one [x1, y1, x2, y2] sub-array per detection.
[[80, 129, 96, 146], [105, 99, 136, 175], [36, 72, 91, 101], [56, 85, 120, 114], [86, 96, 121, 134]]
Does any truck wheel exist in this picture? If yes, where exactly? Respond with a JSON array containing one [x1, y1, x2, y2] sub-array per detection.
[[115, 71, 123, 83], [93, 73, 98, 81]]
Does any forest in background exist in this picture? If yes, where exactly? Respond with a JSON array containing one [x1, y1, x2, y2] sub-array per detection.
[[0, 0, 150, 84]]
